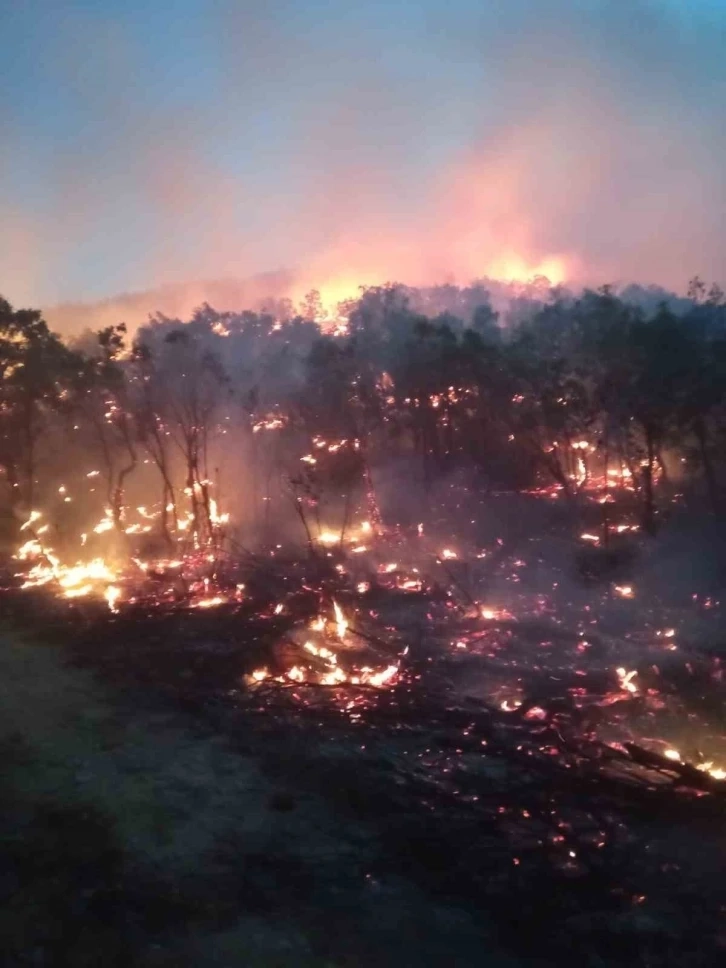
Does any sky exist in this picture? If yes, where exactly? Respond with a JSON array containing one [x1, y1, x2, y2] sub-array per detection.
[[1, 0, 725, 325]]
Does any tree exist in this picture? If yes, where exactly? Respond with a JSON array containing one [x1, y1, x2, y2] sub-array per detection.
[[133, 328, 230, 546], [296, 336, 381, 538], [75, 324, 140, 533], [505, 298, 597, 497], [299, 289, 325, 323], [577, 294, 685, 533], [0, 297, 82, 515]]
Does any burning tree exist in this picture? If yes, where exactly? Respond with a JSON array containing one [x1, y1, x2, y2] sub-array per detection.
[[575, 293, 687, 534], [74, 324, 140, 536], [5, 276, 726, 612], [384, 315, 467, 484], [292, 335, 382, 543], [506, 301, 598, 498], [132, 326, 230, 547]]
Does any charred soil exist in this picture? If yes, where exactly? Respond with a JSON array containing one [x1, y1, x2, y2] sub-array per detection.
[[3, 586, 726, 967]]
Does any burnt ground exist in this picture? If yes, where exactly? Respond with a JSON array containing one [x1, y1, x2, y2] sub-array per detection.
[[3, 586, 726, 967]]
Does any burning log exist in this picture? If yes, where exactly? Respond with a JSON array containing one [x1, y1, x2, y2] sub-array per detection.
[[621, 742, 726, 794]]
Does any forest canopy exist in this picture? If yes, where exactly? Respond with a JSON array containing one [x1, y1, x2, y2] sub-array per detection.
[[2, 278, 726, 555]]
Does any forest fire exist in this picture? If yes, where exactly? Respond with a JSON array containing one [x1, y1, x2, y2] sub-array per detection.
[[8, 454, 726, 796], [6, 0, 726, 956], [4, 279, 726, 965]]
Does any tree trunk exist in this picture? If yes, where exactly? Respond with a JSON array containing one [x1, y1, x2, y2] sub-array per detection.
[[160, 480, 174, 550], [293, 496, 315, 554], [339, 485, 353, 545], [23, 401, 35, 510], [641, 426, 657, 535], [695, 417, 721, 516]]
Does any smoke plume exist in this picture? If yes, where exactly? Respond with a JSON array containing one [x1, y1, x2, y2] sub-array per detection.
[[0, 0, 723, 332]]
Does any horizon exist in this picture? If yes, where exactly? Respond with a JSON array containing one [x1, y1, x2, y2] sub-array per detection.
[[40, 270, 702, 339], [2, 0, 725, 317]]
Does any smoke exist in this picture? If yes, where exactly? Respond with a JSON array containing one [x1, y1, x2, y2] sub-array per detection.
[[48, 272, 294, 336], [1, 0, 724, 332]]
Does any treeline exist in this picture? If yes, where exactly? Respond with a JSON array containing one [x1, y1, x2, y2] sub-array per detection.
[[1, 278, 725, 551]]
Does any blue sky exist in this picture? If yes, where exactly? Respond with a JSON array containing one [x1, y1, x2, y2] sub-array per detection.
[[1, 0, 724, 309]]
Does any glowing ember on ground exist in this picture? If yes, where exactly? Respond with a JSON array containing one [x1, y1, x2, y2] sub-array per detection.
[[699, 764, 726, 781], [480, 606, 509, 621], [105, 585, 121, 613], [361, 664, 398, 687], [616, 667, 638, 694], [500, 699, 523, 712], [332, 600, 348, 640], [193, 596, 228, 609]]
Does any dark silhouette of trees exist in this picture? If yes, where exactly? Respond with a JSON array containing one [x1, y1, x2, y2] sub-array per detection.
[[3, 277, 726, 556], [133, 327, 230, 545], [76, 324, 139, 533], [0, 297, 83, 515]]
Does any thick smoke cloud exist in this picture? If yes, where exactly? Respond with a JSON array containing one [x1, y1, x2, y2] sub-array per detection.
[[0, 0, 724, 332]]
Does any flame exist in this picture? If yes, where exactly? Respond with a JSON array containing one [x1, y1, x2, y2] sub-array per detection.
[[484, 254, 567, 286], [54, 559, 117, 597], [193, 596, 227, 608], [500, 699, 523, 712], [480, 606, 508, 621], [19, 510, 42, 532], [699, 764, 726, 781], [105, 586, 121, 613], [209, 497, 230, 527], [364, 665, 398, 688], [16, 538, 43, 560], [332, 600, 348, 640], [253, 416, 285, 433], [647, 748, 726, 782], [320, 666, 347, 685], [317, 530, 339, 546], [616, 667, 638, 695], [93, 509, 115, 534]]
